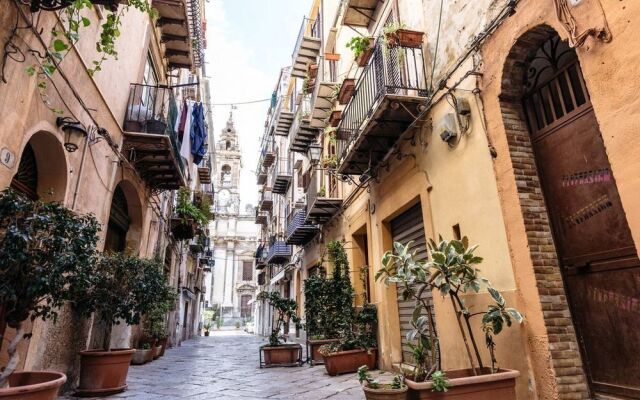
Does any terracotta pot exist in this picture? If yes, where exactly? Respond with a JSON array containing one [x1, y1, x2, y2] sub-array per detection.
[[261, 344, 301, 367], [0, 371, 66, 400], [338, 79, 356, 105], [323, 348, 377, 376], [363, 383, 409, 400], [308, 63, 318, 79], [404, 368, 519, 400], [153, 346, 162, 360], [76, 348, 135, 397], [356, 42, 375, 67], [329, 110, 342, 127], [157, 337, 168, 357], [204, 331, 210, 336], [131, 349, 151, 365], [385, 29, 424, 49], [307, 338, 339, 365]]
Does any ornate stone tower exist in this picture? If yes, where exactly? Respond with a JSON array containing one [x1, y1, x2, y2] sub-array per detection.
[[208, 112, 258, 324]]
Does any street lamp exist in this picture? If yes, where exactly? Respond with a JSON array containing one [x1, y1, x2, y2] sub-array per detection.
[[56, 117, 87, 153], [307, 143, 322, 164]]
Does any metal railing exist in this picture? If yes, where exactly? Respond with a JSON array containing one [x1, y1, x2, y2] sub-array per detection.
[[290, 94, 312, 137], [292, 17, 320, 60], [306, 169, 325, 206], [336, 39, 427, 163]]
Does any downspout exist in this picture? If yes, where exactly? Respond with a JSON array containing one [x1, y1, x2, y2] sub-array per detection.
[[71, 135, 89, 210]]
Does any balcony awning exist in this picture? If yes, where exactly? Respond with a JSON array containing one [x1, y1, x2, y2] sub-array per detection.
[[342, 0, 381, 27]]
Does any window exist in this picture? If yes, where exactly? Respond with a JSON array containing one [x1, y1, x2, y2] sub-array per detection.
[[242, 261, 253, 281], [141, 54, 158, 108]]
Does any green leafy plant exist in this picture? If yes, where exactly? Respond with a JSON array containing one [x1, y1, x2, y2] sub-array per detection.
[[346, 36, 373, 59], [176, 188, 208, 226], [0, 189, 100, 387], [318, 186, 327, 197], [376, 237, 524, 384], [257, 291, 301, 347], [358, 365, 405, 390], [430, 370, 450, 392], [203, 322, 211, 332], [143, 278, 176, 340], [140, 342, 151, 350]]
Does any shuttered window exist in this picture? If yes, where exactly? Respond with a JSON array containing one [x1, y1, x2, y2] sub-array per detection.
[[390, 203, 436, 365], [242, 261, 253, 281]]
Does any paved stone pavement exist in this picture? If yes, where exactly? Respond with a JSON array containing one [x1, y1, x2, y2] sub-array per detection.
[[62, 331, 365, 399]]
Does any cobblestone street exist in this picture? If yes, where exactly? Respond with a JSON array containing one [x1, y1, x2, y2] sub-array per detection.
[[63, 331, 363, 399]]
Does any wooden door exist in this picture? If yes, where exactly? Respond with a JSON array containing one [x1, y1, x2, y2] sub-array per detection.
[[524, 36, 640, 398]]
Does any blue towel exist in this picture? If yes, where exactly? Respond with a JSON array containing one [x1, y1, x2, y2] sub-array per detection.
[[190, 103, 208, 164]]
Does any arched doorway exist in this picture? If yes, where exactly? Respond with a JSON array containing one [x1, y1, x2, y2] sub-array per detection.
[[501, 27, 640, 398], [104, 180, 143, 254]]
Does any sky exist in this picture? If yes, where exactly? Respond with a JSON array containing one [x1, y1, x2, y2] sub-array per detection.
[[204, 0, 312, 210]]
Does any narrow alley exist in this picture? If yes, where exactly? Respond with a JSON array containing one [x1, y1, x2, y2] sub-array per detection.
[[63, 332, 362, 400]]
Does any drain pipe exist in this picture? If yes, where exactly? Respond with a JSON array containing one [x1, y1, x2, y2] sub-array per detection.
[[71, 134, 89, 210]]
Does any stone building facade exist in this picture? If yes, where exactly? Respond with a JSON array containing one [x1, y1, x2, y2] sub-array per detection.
[[0, 0, 212, 393], [205, 115, 259, 327], [255, 0, 640, 399]]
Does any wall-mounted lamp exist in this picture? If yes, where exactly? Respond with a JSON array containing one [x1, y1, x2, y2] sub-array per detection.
[[438, 113, 458, 146], [56, 117, 87, 153], [308, 143, 322, 164]]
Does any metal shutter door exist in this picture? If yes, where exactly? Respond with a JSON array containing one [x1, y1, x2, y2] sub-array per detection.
[[390, 203, 435, 364]]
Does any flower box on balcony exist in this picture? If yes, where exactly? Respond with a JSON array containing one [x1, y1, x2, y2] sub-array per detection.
[[308, 63, 318, 79], [171, 218, 197, 241], [329, 110, 342, 127], [338, 79, 356, 105], [357, 42, 375, 67], [385, 29, 424, 49]]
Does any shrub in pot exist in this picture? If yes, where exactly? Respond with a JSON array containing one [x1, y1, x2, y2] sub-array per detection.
[[171, 188, 210, 241], [376, 238, 524, 399], [0, 189, 100, 399], [317, 241, 379, 375], [74, 254, 169, 396], [358, 366, 408, 400], [303, 269, 339, 365], [142, 280, 175, 358], [347, 36, 375, 67], [257, 291, 302, 368]]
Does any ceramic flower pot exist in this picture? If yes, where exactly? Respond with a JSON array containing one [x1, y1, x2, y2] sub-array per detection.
[[404, 368, 519, 400], [323, 348, 377, 376], [131, 349, 151, 365], [338, 79, 356, 105], [0, 371, 66, 400], [363, 383, 408, 400], [76, 348, 135, 397], [307, 338, 339, 365], [356, 42, 375, 67], [153, 346, 162, 360], [385, 29, 424, 48], [260, 344, 301, 367]]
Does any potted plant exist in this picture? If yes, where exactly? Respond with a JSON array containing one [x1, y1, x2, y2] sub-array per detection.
[[142, 281, 175, 359], [383, 22, 424, 49], [304, 270, 338, 365], [317, 241, 379, 376], [376, 238, 524, 399], [347, 36, 375, 67], [75, 254, 168, 396], [0, 189, 100, 400], [358, 366, 408, 400], [338, 78, 356, 105], [171, 188, 208, 241], [257, 291, 302, 368], [203, 323, 211, 337], [308, 63, 318, 79], [329, 110, 342, 127], [130, 343, 153, 366]]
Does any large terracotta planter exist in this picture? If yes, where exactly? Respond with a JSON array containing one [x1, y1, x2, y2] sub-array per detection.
[[0, 371, 66, 400], [385, 29, 424, 49], [76, 348, 135, 397], [404, 368, 519, 400], [260, 344, 302, 368], [363, 383, 409, 400], [130, 349, 152, 365], [153, 346, 162, 360], [307, 338, 339, 365], [338, 79, 356, 105], [323, 348, 377, 376], [356, 41, 375, 67], [157, 337, 168, 357]]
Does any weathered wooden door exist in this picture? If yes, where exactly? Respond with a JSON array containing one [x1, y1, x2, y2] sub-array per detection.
[[524, 36, 640, 398]]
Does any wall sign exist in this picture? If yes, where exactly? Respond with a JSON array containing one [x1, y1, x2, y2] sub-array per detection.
[[0, 148, 16, 169]]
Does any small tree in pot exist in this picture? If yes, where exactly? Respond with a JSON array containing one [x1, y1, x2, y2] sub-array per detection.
[[141, 278, 176, 360], [0, 189, 100, 399], [74, 254, 168, 396], [376, 238, 523, 399], [257, 291, 302, 367]]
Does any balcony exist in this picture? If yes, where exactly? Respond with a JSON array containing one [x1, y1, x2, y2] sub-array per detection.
[[306, 169, 343, 224], [342, 0, 382, 27], [266, 240, 292, 265], [256, 166, 268, 185], [257, 271, 266, 285], [310, 58, 340, 129], [255, 244, 267, 270], [197, 153, 212, 184], [255, 209, 269, 225], [121, 83, 186, 191], [292, 18, 321, 78], [289, 95, 317, 153], [272, 160, 292, 195], [337, 39, 428, 175], [258, 190, 273, 212], [275, 110, 294, 136], [152, 0, 202, 70], [285, 208, 318, 246]]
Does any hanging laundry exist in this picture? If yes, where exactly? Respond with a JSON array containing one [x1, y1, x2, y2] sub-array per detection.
[[190, 102, 208, 165], [180, 101, 194, 162]]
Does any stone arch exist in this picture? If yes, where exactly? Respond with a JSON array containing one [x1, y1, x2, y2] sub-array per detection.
[[10, 131, 68, 203], [104, 179, 144, 254], [499, 24, 589, 399]]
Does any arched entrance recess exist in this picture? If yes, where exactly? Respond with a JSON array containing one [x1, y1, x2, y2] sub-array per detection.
[[104, 180, 143, 254], [500, 26, 639, 399]]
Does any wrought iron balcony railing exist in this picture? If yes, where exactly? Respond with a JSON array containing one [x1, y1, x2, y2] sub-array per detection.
[[306, 169, 343, 224], [285, 207, 318, 246], [266, 240, 292, 265], [289, 94, 317, 153], [292, 17, 321, 78], [272, 159, 293, 195], [336, 39, 428, 175]]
